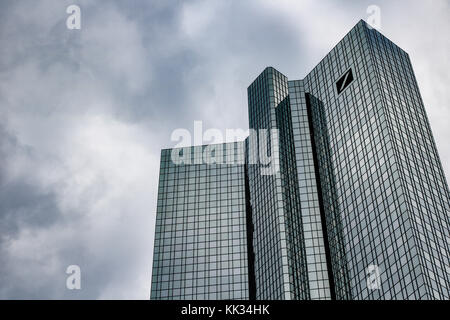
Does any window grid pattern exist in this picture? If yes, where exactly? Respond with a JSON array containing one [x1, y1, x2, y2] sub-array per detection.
[[306, 21, 418, 299], [247, 67, 292, 299], [366, 25, 450, 299], [305, 20, 449, 299], [151, 142, 249, 300], [288, 80, 332, 300], [276, 96, 310, 299], [151, 20, 449, 301]]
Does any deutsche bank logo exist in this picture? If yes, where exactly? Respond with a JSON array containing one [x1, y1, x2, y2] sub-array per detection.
[[336, 68, 354, 94]]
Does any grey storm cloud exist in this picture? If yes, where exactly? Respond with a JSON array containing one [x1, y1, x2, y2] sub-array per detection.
[[0, 0, 448, 299]]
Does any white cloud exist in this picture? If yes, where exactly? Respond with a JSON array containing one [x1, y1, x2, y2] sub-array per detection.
[[0, 0, 448, 299], [0, 113, 158, 299]]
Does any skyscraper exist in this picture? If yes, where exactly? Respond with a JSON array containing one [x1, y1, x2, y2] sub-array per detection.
[[151, 142, 251, 299], [151, 20, 449, 300]]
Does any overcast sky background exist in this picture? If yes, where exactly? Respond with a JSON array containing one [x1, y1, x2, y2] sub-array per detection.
[[0, 0, 448, 299]]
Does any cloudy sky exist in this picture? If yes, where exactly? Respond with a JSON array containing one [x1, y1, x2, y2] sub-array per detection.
[[0, 0, 448, 299]]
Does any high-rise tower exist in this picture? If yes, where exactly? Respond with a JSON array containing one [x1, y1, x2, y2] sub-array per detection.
[[151, 20, 449, 300]]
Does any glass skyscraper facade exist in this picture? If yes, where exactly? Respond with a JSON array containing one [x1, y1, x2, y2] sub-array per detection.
[[151, 143, 250, 299], [151, 20, 449, 300]]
